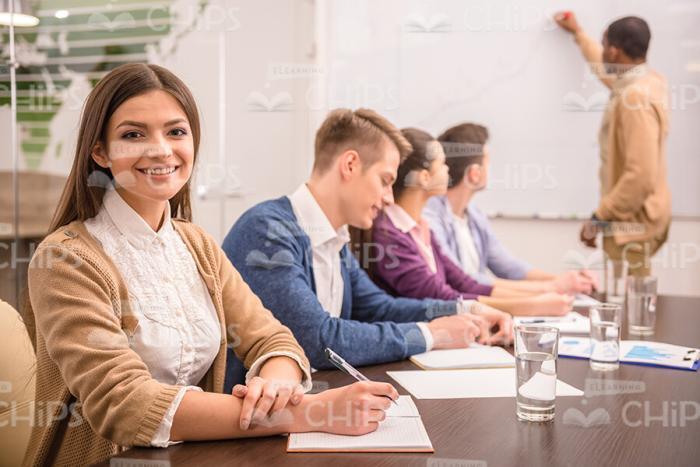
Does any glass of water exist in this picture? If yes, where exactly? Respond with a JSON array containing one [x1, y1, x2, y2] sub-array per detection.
[[515, 325, 560, 422], [604, 259, 628, 305], [589, 303, 622, 371], [627, 276, 657, 336]]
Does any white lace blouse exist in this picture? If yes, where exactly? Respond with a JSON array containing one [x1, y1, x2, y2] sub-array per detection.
[[85, 187, 309, 447]]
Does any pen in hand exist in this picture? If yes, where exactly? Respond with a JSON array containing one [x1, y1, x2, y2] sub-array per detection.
[[325, 348, 398, 406]]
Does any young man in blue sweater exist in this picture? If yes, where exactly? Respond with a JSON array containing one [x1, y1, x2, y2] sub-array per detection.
[[222, 109, 512, 380]]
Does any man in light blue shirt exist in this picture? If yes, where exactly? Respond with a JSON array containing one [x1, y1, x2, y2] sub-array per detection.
[[424, 123, 596, 294], [425, 195, 531, 283]]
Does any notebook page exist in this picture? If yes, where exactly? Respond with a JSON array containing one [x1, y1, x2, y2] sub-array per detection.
[[288, 417, 432, 451], [385, 395, 420, 417]]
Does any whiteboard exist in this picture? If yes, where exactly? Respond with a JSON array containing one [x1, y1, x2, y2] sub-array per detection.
[[319, 0, 700, 217]]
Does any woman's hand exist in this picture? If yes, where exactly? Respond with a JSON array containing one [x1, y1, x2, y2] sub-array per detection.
[[170, 380, 397, 440], [553, 270, 598, 294], [470, 302, 514, 345], [303, 381, 399, 436], [529, 292, 574, 316], [232, 377, 305, 430], [232, 356, 305, 430]]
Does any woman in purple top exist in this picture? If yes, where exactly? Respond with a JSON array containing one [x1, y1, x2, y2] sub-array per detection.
[[372, 204, 492, 300], [371, 128, 575, 316]]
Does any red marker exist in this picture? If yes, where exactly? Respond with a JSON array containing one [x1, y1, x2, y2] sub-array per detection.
[[562, 11, 572, 20]]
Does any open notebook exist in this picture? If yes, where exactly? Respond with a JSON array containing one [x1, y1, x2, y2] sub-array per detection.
[[410, 344, 515, 370], [287, 395, 433, 453]]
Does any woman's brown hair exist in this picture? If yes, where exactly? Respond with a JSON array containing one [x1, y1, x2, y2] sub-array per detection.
[[393, 127, 436, 200], [48, 63, 201, 232]]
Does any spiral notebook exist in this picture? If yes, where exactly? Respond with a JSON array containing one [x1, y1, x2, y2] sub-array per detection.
[[287, 396, 433, 453]]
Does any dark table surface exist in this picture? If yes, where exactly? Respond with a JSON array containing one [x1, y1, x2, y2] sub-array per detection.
[[100, 295, 700, 467]]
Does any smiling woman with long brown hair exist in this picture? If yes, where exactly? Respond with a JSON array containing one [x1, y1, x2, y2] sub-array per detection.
[[22, 63, 397, 466]]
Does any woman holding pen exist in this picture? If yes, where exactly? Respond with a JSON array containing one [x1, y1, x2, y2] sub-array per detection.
[[22, 63, 397, 466]]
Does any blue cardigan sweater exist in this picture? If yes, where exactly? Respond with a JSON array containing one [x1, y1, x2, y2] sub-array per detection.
[[222, 197, 458, 383]]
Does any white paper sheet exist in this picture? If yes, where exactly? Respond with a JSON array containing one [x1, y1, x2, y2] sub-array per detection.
[[387, 369, 583, 399], [410, 344, 515, 370], [287, 395, 432, 452], [518, 369, 557, 401], [514, 311, 590, 334], [573, 294, 601, 308]]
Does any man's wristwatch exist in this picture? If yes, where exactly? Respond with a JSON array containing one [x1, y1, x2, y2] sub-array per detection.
[[591, 213, 609, 228]]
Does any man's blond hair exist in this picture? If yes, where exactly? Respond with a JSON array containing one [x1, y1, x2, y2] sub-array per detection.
[[313, 108, 412, 173]]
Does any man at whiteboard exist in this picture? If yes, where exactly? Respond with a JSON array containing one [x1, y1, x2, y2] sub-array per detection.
[[555, 12, 671, 277]]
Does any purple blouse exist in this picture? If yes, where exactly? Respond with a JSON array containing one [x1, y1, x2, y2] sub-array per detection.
[[370, 209, 494, 300]]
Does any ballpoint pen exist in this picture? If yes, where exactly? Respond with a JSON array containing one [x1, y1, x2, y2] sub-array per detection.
[[325, 347, 398, 405], [520, 316, 576, 324]]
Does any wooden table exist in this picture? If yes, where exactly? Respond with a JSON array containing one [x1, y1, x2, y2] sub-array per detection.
[[100, 295, 700, 467]]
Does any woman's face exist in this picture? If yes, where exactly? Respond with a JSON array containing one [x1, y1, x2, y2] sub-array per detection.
[[92, 89, 194, 206], [424, 140, 449, 196]]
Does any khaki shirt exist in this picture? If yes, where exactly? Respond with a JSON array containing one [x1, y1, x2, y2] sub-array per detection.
[[575, 31, 672, 244]]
